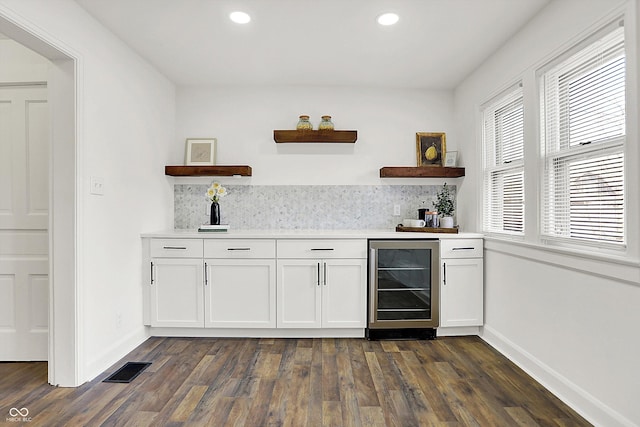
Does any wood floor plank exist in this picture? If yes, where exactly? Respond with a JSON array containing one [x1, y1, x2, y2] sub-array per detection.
[[307, 339, 323, 426], [359, 406, 387, 427], [349, 339, 379, 407], [375, 351, 405, 391], [169, 385, 208, 422], [283, 364, 310, 427], [336, 343, 363, 427], [389, 389, 420, 427], [224, 396, 250, 427], [393, 351, 437, 421], [242, 378, 274, 426], [364, 351, 403, 427], [400, 348, 458, 423], [505, 406, 542, 426], [0, 336, 593, 427], [264, 378, 288, 426], [118, 410, 159, 427], [253, 352, 282, 380], [322, 400, 344, 427], [321, 344, 341, 402], [62, 384, 129, 426]]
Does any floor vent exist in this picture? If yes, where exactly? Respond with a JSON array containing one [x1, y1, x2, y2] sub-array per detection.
[[103, 362, 151, 383]]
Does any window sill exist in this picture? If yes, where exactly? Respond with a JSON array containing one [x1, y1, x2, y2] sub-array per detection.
[[483, 236, 640, 286]]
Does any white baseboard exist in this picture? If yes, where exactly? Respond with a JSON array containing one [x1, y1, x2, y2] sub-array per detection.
[[481, 325, 635, 427], [148, 327, 365, 338], [437, 326, 480, 336], [83, 327, 149, 383]]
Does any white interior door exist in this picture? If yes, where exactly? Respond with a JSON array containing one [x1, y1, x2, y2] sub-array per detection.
[[0, 84, 49, 361]]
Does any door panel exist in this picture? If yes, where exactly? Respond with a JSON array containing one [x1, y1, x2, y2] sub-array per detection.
[[0, 85, 48, 361], [440, 258, 484, 327], [0, 259, 48, 360], [205, 259, 276, 328], [277, 260, 321, 328], [0, 86, 48, 229], [322, 259, 366, 328], [151, 258, 204, 327]]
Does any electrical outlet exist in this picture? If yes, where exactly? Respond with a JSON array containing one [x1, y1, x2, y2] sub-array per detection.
[[90, 176, 104, 195], [393, 204, 401, 216]]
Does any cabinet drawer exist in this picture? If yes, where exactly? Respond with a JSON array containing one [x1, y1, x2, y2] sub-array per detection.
[[440, 239, 483, 259], [150, 239, 203, 258], [277, 239, 366, 259], [204, 239, 276, 258]]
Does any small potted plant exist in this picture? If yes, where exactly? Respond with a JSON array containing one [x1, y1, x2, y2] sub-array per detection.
[[433, 183, 455, 228]]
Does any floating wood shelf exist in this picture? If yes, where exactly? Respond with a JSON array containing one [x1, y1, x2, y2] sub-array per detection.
[[273, 130, 357, 143], [165, 165, 252, 177], [380, 166, 465, 178]]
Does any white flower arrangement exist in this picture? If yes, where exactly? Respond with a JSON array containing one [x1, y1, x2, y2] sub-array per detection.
[[206, 182, 228, 203]]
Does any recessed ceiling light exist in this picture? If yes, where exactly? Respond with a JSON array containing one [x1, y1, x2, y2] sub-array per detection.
[[230, 11, 251, 24], [377, 12, 399, 26]]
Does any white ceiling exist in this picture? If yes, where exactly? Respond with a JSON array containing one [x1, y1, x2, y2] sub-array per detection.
[[74, 0, 551, 89]]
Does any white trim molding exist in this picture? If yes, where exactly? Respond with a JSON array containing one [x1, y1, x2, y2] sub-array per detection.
[[484, 238, 640, 286]]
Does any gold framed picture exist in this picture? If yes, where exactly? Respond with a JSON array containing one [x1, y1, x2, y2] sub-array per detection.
[[185, 138, 216, 166], [416, 132, 446, 167]]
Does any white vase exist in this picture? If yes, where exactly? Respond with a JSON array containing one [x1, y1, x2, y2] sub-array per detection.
[[440, 216, 454, 228]]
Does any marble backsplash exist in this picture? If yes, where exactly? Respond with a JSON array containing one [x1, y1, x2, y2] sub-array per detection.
[[174, 184, 456, 230]]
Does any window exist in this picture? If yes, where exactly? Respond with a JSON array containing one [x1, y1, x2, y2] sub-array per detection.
[[482, 83, 525, 236], [540, 23, 625, 247]]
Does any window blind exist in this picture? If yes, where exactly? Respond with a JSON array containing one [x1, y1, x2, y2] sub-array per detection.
[[482, 84, 524, 235], [540, 24, 625, 247]]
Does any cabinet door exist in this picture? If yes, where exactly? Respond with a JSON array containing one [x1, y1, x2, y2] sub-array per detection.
[[440, 258, 483, 327], [322, 259, 366, 328], [277, 259, 322, 328], [150, 258, 204, 327], [204, 259, 276, 328]]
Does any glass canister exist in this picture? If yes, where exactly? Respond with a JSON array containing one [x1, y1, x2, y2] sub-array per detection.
[[318, 115, 334, 130], [296, 115, 313, 130]]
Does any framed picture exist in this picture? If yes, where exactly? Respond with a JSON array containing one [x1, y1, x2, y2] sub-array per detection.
[[185, 138, 216, 166], [444, 151, 458, 167], [416, 132, 446, 166]]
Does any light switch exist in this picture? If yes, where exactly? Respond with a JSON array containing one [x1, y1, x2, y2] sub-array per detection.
[[90, 176, 104, 195]]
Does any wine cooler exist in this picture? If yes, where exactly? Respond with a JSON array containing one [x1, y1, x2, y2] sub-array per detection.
[[366, 239, 440, 340]]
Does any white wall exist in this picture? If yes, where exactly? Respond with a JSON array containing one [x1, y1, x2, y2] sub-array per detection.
[[0, 0, 176, 384], [454, 0, 639, 425], [176, 85, 455, 186]]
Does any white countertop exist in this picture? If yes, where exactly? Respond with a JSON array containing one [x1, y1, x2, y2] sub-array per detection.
[[141, 229, 483, 239]]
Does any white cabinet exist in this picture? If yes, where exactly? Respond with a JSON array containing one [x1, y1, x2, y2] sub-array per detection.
[[147, 238, 276, 329], [440, 239, 484, 327], [276, 240, 367, 328], [276, 259, 322, 327], [204, 240, 276, 328], [149, 239, 204, 327]]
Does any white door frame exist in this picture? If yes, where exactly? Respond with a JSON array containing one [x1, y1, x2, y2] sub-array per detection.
[[0, 8, 83, 386]]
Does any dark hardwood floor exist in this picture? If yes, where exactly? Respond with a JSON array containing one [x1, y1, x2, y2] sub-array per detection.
[[0, 336, 591, 426]]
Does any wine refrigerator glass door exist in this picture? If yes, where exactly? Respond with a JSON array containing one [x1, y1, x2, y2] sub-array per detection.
[[368, 240, 440, 329]]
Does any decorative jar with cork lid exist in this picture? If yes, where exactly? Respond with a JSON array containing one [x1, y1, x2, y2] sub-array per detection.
[[296, 115, 313, 130], [318, 115, 334, 131]]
